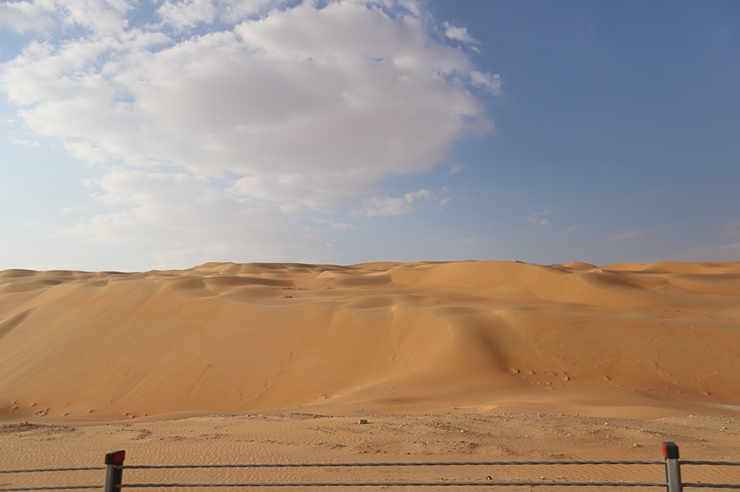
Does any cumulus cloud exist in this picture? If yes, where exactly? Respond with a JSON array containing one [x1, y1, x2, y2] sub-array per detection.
[[0, 0, 502, 263], [156, 0, 281, 30], [354, 189, 433, 217], [0, 1, 56, 33], [0, 0, 131, 33], [1, 0, 496, 205]]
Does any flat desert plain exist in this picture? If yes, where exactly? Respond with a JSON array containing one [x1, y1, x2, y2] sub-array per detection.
[[2, 260, 740, 484]]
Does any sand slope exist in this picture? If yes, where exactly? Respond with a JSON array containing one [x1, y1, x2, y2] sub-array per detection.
[[1, 260, 740, 421]]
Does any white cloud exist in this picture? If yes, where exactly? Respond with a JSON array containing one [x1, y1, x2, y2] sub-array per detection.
[[567, 225, 577, 233], [527, 209, 551, 227], [57, 0, 131, 32], [354, 189, 432, 217], [10, 136, 41, 146], [65, 141, 109, 164], [0, 0, 502, 266], [1, 0, 496, 208], [157, 0, 289, 30], [0, 1, 58, 34], [0, 0, 131, 34], [470, 70, 503, 96], [607, 229, 643, 241], [443, 21, 476, 44], [449, 163, 463, 175], [312, 217, 355, 229], [59, 168, 330, 265]]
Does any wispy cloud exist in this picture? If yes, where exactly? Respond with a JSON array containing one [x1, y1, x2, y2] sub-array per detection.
[[312, 218, 355, 230], [436, 237, 477, 245], [443, 22, 477, 44], [722, 219, 740, 238], [354, 189, 433, 218], [10, 137, 40, 147], [607, 230, 644, 241], [57, 169, 330, 267], [666, 242, 740, 262], [470, 71, 503, 96], [449, 163, 463, 175], [527, 210, 551, 226]]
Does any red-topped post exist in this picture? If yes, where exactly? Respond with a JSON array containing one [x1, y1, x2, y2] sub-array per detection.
[[662, 442, 681, 492], [104, 450, 125, 492]]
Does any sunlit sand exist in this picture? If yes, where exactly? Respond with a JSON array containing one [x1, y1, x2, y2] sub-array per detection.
[[2, 260, 740, 481]]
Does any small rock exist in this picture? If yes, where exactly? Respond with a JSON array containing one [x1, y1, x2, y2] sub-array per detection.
[[358, 419, 368, 425]]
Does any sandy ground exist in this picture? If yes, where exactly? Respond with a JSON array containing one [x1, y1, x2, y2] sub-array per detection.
[[2, 260, 740, 484], [2, 412, 740, 486]]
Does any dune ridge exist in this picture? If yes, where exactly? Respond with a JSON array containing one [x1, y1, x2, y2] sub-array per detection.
[[1, 260, 740, 421]]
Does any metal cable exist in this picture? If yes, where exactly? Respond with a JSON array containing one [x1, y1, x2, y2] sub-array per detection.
[[122, 460, 664, 470], [683, 485, 740, 489], [681, 461, 740, 466], [0, 469, 104, 475], [0, 486, 103, 491], [115, 481, 666, 488]]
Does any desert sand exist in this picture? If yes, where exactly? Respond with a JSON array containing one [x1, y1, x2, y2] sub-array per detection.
[[2, 260, 740, 483]]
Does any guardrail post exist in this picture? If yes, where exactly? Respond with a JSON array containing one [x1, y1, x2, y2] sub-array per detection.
[[104, 450, 126, 492], [662, 442, 681, 492]]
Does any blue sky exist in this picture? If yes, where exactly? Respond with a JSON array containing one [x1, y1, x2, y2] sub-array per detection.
[[1, 0, 738, 271]]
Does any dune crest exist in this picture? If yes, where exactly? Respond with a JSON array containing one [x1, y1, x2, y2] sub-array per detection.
[[1, 260, 740, 421]]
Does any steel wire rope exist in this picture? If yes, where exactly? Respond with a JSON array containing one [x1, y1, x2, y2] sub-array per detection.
[[681, 461, 740, 466], [0, 469, 104, 474], [112, 481, 667, 488], [0, 486, 103, 491], [121, 460, 664, 469], [683, 485, 740, 489]]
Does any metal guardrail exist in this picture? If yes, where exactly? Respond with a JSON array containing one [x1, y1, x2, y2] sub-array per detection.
[[1, 442, 739, 491]]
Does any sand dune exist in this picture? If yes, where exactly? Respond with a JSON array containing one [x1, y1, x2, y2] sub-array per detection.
[[1, 260, 740, 421]]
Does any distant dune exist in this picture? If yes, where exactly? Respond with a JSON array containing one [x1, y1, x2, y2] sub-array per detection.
[[1, 260, 740, 421]]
